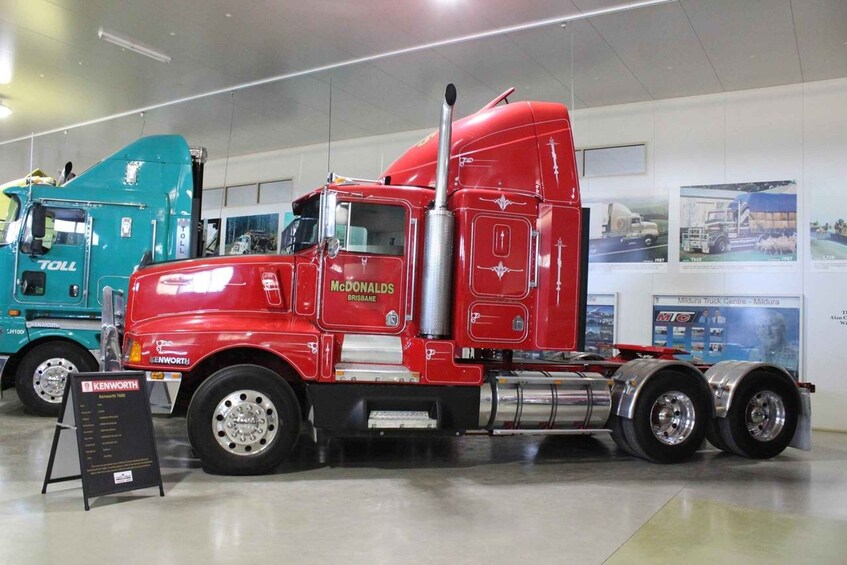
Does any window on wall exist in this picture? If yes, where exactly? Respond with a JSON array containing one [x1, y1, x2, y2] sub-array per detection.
[[202, 188, 224, 212], [226, 183, 259, 207], [259, 180, 293, 204], [202, 179, 294, 212], [576, 143, 647, 178]]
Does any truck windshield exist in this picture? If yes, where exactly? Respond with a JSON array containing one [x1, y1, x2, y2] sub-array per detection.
[[280, 197, 319, 255], [0, 195, 21, 246], [706, 210, 728, 222]]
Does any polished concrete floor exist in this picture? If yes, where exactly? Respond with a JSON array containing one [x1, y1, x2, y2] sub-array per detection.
[[2, 389, 847, 564]]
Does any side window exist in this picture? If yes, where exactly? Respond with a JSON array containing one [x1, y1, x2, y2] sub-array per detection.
[[335, 203, 405, 256], [44, 208, 87, 248], [22, 207, 86, 252]]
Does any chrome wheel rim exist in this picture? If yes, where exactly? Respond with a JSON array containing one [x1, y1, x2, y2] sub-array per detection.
[[745, 391, 785, 442], [650, 391, 696, 445], [212, 390, 279, 456], [34, 357, 77, 403]]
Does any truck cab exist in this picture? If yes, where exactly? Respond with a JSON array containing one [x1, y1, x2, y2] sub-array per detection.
[[0, 136, 204, 415]]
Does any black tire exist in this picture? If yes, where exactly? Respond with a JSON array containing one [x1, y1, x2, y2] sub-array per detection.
[[714, 237, 728, 254], [717, 371, 798, 459], [643, 235, 655, 246], [706, 418, 731, 453], [610, 414, 638, 457], [620, 371, 709, 463], [17, 342, 97, 417], [187, 364, 301, 475]]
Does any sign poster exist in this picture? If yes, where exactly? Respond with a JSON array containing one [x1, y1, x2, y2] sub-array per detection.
[[652, 295, 801, 373], [585, 293, 617, 357], [202, 218, 221, 256], [42, 372, 164, 511], [225, 213, 279, 255], [582, 195, 669, 270], [679, 180, 797, 269], [809, 182, 847, 270]]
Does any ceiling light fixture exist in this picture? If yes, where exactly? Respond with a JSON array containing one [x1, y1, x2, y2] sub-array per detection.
[[0, 102, 12, 119], [97, 27, 172, 63]]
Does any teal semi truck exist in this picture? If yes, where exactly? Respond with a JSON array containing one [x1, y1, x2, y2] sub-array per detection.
[[0, 135, 205, 415]]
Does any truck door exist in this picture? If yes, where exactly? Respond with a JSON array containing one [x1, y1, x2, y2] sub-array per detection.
[[15, 205, 88, 307], [319, 201, 407, 333]]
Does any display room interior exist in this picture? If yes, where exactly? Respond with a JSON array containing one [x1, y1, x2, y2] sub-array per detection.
[[2, 0, 847, 563]]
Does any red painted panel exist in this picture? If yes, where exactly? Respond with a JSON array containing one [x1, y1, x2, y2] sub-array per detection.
[[467, 302, 529, 343], [534, 204, 581, 349], [532, 104, 580, 205], [469, 215, 531, 299], [295, 262, 318, 317], [319, 254, 404, 333], [422, 340, 483, 385]]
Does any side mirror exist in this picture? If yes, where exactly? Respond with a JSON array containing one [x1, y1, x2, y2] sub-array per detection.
[[320, 191, 337, 241], [32, 203, 46, 239]]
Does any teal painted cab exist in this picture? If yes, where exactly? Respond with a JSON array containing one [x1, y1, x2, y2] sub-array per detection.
[[0, 135, 205, 415]]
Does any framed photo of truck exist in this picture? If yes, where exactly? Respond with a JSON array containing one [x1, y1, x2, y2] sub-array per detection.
[[679, 180, 797, 266], [809, 181, 847, 270], [583, 196, 669, 267]]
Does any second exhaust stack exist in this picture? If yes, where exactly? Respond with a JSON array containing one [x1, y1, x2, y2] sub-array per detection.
[[419, 84, 457, 339]]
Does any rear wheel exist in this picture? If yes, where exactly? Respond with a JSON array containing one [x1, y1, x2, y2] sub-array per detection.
[[17, 342, 97, 417], [717, 372, 798, 459], [621, 371, 709, 463], [187, 365, 301, 475]]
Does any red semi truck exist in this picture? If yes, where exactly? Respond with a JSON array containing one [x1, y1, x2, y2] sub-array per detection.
[[100, 86, 812, 475]]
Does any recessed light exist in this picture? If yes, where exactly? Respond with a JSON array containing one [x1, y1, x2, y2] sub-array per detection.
[[666, 66, 673, 70], [750, 54, 756, 59], [78, 61, 83, 65], [225, 13, 232, 18], [40, 73, 45, 78], [0, 101, 12, 119], [98, 28, 172, 63], [170, 32, 176, 36]]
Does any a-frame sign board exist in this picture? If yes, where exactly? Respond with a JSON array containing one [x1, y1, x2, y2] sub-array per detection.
[[42, 372, 164, 511]]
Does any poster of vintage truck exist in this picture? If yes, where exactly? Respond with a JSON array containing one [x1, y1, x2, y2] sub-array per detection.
[[583, 195, 668, 264], [679, 180, 797, 263], [809, 183, 847, 267], [224, 213, 279, 255]]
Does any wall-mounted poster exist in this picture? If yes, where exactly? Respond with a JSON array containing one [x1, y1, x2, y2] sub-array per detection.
[[809, 184, 847, 270], [679, 180, 797, 269], [224, 213, 279, 255], [202, 218, 221, 256], [585, 293, 617, 357], [582, 194, 669, 270], [652, 295, 801, 374]]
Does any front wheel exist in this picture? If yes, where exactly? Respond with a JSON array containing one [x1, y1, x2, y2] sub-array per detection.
[[187, 365, 301, 475], [17, 342, 97, 417], [714, 237, 728, 254], [620, 371, 709, 463], [717, 371, 798, 459], [643, 235, 655, 246]]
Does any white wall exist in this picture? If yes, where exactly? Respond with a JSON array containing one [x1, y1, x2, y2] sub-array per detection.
[[203, 77, 847, 432]]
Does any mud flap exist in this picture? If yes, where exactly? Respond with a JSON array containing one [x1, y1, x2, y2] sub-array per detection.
[[789, 387, 812, 451]]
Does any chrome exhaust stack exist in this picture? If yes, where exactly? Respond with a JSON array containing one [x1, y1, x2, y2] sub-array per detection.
[[419, 84, 457, 339]]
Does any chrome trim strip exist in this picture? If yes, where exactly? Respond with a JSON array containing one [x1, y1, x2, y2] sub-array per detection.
[[339, 335, 403, 364], [26, 319, 101, 331]]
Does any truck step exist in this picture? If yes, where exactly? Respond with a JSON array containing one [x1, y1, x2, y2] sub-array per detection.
[[367, 410, 438, 430], [335, 363, 419, 383]]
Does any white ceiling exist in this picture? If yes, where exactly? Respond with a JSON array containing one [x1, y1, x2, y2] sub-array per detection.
[[0, 0, 845, 176]]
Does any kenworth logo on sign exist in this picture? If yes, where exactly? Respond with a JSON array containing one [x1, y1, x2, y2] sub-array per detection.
[[81, 379, 140, 393], [37, 260, 78, 272]]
